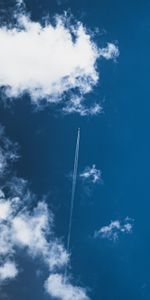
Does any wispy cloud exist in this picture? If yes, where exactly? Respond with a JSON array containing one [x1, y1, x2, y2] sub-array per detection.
[[0, 261, 18, 282], [94, 218, 134, 241], [80, 164, 102, 183], [63, 96, 102, 116], [12, 202, 68, 270], [0, 126, 18, 177], [0, 126, 89, 299], [0, 191, 68, 277], [99, 43, 119, 60], [45, 273, 89, 300], [0, 2, 119, 115]]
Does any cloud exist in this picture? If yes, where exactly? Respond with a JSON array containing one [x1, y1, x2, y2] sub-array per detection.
[[0, 198, 12, 220], [0, 126, 18, 177], [45, 273, 89, 300], [0, 126, 68, 273], [0, 3, 119, 114], [0, 125, 89, 299], [80, 164, 102, 183], [99, 43, 119, 60], [0, 261, 18, 281], [0, 195, 68, 272], [12, 201, 68, 271], [63, 96, 102, 116], [94, 218, 134, 241]]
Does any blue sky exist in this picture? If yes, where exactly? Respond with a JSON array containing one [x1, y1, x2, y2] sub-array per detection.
[[0, 0, 150, 300]]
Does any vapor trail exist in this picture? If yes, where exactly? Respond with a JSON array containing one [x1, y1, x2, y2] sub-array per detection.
[[67, 128, 80, 252], [64, 129, 80, 280]]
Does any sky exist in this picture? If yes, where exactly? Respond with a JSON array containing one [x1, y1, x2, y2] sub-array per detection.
[[0, 0, 150, 299]]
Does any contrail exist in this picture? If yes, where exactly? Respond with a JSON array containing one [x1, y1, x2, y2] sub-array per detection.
[[67, 128, 80, 252], [65, 128, 80, 279]]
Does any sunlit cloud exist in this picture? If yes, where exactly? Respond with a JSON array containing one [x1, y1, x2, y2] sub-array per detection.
[[0, 261, 18, 281], [63, 96, 102, 116], [45, 273, 89, 300], [0, 125, 89, 299], [0, 3, 119, 115], [0, 126, 18, 177], [80, 164, 102, 183], [94, 218, 134, 241]]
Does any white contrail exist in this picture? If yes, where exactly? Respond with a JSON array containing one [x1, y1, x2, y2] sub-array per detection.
[[67, 128, 80, 252], [65, 128, 80, 279]]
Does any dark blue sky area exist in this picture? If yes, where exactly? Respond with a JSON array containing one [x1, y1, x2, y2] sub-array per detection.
[[0, 0, 150, 299]]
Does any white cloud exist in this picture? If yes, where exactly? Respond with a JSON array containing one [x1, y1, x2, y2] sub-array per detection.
[[12, 201, 69, 271], [99, 43, 119, 60], [0, 126, 68, 274], [0, 4, 119, 114], [0, 13, 98, 100], [0, 126, 18, 177], [0, 126, 90, 300], [12, 202, 51, 248], [45, 273, 89, 300], [0, 199, 11, 221], [80, 164, 101, 183], [0, 223, 13, 256], [0, 151, 7, 176], [0, 261, 18, 281], [94, 218, 133, 241], [0, 196, 68, 272], [63, 96, 102, 116]]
